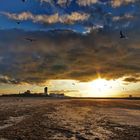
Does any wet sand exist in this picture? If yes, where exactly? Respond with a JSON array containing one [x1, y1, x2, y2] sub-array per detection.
[[0, 98, 140, 140]]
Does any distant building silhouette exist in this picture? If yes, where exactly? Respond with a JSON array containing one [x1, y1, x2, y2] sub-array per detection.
[[24, 90, 31, 95], [44, 87, 48, 95], [0, 86, 69, 98], [129, 95, 132, 98]]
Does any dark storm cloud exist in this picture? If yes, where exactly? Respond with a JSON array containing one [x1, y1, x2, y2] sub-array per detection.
[[0, 27, 139, 84], [124, 77, 140, 83]]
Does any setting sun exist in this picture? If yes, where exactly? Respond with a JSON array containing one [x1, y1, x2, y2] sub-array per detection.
[[0, 1, 140, 139], [86, 78, 120, 97]]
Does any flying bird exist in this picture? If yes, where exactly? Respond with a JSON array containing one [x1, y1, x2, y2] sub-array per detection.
[[120, 30, 126, 39], [25, 38, 36, 42], [16, 21, 21, 25], [123, 88, 125, 90], [22, 0, 26, 2]]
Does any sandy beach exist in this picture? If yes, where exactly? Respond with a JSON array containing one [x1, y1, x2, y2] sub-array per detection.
[[0, 98, 140, 140]]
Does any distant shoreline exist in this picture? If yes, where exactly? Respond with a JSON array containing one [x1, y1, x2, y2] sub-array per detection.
[[0, 95, 140, 100], [69, 97, 140, 100]]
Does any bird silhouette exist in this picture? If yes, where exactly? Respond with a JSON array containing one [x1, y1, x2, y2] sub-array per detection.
[[120, 31, 126, 39], [16, 21, 20, 25], [25, 38, 36, 42], [22, 0, 26, 2]]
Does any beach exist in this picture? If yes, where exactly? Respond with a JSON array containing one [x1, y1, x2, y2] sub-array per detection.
[[0, 98, 140, 140]]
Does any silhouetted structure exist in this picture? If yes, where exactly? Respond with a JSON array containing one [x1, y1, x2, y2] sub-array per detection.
[[129, 95, 132, 98], [24, 90, 31, 95], [44, 87, 48, 95], [0, 87, 68, 98]]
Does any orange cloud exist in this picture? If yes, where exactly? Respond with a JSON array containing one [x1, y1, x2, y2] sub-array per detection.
[[111, 0, 136, 7], [2, 11, 90, 24]]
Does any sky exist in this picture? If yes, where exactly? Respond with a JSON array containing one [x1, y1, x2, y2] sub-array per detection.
[[0, 0, 140, 97]]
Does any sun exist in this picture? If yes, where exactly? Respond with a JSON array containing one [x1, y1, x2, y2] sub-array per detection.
[[91, 78, 108, 90], [87, 78, 117, 97]]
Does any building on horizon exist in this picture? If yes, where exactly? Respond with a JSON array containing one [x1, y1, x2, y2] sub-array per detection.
[[129, 95, 132, 98], [44, 87, 48, 95], [24, 90, 31, 95]]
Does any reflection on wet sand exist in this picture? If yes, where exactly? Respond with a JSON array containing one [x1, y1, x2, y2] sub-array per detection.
[[0, 98, 140, 140]]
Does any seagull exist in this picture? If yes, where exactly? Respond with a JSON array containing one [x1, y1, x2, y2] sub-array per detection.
[[22, 0, 26, 2], [120, 30, 126, 39], [25, 38, 36, 42], [16, 21, 21, 25]]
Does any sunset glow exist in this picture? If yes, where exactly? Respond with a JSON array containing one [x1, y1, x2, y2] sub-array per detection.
[[88, 78, 117, 97], [0, 0, 139, 97], [0, 1, 140, 139]]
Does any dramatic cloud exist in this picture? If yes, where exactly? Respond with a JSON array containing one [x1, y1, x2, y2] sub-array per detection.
[[57, 0, 72, 7], [1, 0, 139, 33], [77, 0, 98, 6], [77, 0, 136, 7], [0, 27, 139, 84], [39, 0, 98, 7], [112, 13, 135, 21], [39, 0, 97, 6], [38, 0, 137, 8], [111, 0, 136, 7], [1, 11, 90, 24], [124, 76, 140, 83], [0, 0, 139, 86]]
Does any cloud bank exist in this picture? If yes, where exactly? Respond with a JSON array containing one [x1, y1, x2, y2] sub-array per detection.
[[2, 11, 89, 24], [0, 27, 139, 85], [0, 0, 139, 86], [39, 0, 137, 7]]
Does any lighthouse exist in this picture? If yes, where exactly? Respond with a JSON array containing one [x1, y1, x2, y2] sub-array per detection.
[[44, 87, 48, 96]]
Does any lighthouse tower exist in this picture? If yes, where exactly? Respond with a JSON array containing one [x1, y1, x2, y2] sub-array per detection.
[[44, 87, 48, 96]]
